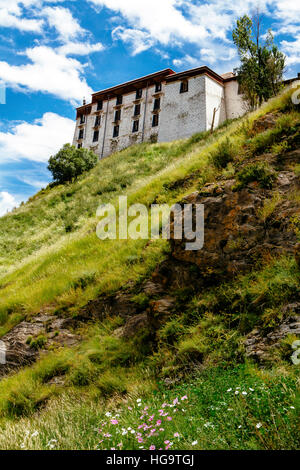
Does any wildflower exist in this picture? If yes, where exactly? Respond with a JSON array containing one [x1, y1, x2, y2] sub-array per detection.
[[167, 416, 172, 421], [117, 443, 122, 448], [159, 428, 165, 432], [174, 432, 180, 438], [162, 403, 167, 408], [235, 391, 239, 395], [181, 395, 188, 401], [128, 406, 133, 411], [192, 440, 198, 446], [144, 406, 149, 411], [138, 438, 143, 443], [131, 430, 135, 434], [156, 420, 162, 426], [242, 391, 247, 396], [227, 388, 232, 392], [249, 388, 254, 392], [105, 412, 112, 417], [111, 448, 116, 450], [149, 415, 154, 421], [290, 406, 295, 409], [173, 398, 179, 405], [111, 419, 119, 425], [31, 431, 39, 438], [256, 423, 262, 429], [137, 399, 142, 403], [149, 445, 156, 450], [164, 440, 170, 445]]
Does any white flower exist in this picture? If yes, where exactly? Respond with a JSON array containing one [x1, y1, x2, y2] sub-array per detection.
[[242, 391, 247, 396], [105, 412, 112, 417], [235, 391, 239, 395], [131, 430, 135, 434], [227, 388, 232, 392], [249, 388, 254, 392], [227, 408, 233, 411], [137, 399, 142, 403], [31, 431, 39, 438], [290, 406, 295, 409], [191, 440, 198, 446], [20, 443, 25, 449], [256, 423, 262, 429], [238, 425, 242, 429], [127, 427, 132, 431]]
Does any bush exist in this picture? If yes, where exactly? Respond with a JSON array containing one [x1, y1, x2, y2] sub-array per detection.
[[235, 162, 276, 190], [210, 138, 236, 169], [48, 144, 98, 184]]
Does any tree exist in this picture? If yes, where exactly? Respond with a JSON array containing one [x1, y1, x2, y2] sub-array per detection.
[[232, 12, 285, 109], [48, 144, 98, 184]]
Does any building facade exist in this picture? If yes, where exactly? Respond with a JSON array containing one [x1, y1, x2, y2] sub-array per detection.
[[73, 66, 246, 159]]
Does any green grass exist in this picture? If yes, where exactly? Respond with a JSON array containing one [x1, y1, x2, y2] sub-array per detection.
[[0, 86, 299, 450]]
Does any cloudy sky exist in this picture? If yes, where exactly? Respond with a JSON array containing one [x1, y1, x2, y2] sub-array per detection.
[[0, 0, 299, 215]]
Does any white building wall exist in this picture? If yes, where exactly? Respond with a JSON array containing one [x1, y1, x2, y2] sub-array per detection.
[[205, 76, 226, 130], [224, 80, 246, 119], [158, 75, 206, 143]]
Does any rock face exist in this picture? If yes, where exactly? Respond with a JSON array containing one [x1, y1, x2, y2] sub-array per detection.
[[170, 169, 299, 279], [0, 314, 80, 378]]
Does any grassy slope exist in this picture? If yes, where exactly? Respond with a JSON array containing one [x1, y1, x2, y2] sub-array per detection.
[[0, 88, 299, 450]]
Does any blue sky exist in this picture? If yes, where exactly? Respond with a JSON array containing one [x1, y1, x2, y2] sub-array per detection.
[[0, 0, 299, 216]]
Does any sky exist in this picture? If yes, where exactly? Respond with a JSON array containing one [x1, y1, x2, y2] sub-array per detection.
[[0, 0, 299, 216]]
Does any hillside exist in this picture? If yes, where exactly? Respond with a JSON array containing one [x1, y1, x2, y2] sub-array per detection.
[[0, 87, 299, 450]]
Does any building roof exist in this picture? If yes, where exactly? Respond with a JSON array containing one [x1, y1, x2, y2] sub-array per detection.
[[165, 66, 225, 84]]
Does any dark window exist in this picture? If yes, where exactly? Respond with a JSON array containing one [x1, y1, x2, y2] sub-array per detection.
[[180, 80, 189, 93], [134, 104, 141, 116], [152, 114, 159, 127], [136, 89, 143, 99], [114, 109, 121, 122], [237, 83, 243, 95], [116, 95, 123, 105], [95, 115, 101, 127], [80, 115, 85, 124], [113, 125, 119, 138], [132, 120, 139, 133], [93, 130, 99, 142], [78, 129, 84, 139], [77, 143, 82, 149], [97, 100, 103, 111], [155, 82, 162, 92], [153, 98, 160, 110]]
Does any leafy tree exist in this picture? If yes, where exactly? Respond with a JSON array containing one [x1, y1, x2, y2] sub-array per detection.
[[48, 144, 98, 184], [233, 12, 285, 109]]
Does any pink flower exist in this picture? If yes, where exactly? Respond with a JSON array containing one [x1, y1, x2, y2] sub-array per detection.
[[128, 406, 133, 410], [159, 428, 165, 432], [144, 406, 149, 411], [164, 440, 170, 445], [165, 445, 170, 450], [162, 403, 167, 408], [174, 432, 180, 438], [148, 415, 154, 422], [138, 438, 144, 443], [181, 395, 188, 401], [117, 443, 122, 447], [173, 398, 179, 405], [159, 410, 164, 416], [156, 420, 162, 426], [149, 445, 156, 450], [110, 419, 119, 425], [167, 416, 172, 421]]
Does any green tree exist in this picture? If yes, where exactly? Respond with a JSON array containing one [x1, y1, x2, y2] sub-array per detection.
[[233, 12, 285, 109], [48, 144, 98, 184]]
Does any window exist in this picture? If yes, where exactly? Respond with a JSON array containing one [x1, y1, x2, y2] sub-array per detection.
[[93, 130, 99, 142], [180, 80, 189, 93], [132, 120, 139, 133], [237, 83, 243, 95], [116, 95, 123, 105], [114, 109, 121, 122], [77, 143, 82, 149], [152, 114, 159, 127], [134, 104, 141, 116], [136, 89, 143, 99], [113, 125, 119, 138], [80, 115, 85, 124], [97, 100, 103, 111], [78, 129, 84, 139], [153, 98, 160, 110], [95, 115, 101, 127], [155, 82, 162, 93]]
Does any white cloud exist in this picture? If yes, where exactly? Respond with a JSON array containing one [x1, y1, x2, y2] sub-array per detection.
[[58, 41, 105, 56], [281, 37, 300, 65], [0, 191, 18, 216], [42, 6, 85, 41], [112, 27, 154, 55], [0, 112, 75, 163], [0, 1, 43, 32], [0, 46, 93, 102]]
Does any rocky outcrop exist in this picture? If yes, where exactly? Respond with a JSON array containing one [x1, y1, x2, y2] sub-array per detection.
[[0, 313, 80, 378]]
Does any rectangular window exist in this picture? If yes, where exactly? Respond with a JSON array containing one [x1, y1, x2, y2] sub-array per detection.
[[114, 109, 121, 122], [132, 120, 139, 133], [136, 89, 143, 99], [155, 82, 162, 93], [134, 104, 141, 116], [95, 115, 101, 127], [153, 98, 160, 110], [80, 115, 85, 124], [78, 129, 84, 139], [93, 130, 99, 142], [152, 114, 159, 127], [180, 80, 189, 93], [113, 125, 119, 138], [97, 100, 103, 111], [116, 95, 123, 105]]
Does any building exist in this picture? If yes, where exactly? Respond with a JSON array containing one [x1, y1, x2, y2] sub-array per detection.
[[72, 66, 247, 159]]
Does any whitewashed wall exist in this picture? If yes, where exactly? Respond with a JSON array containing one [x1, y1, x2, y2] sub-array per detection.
[[224, 80, 246, 119]]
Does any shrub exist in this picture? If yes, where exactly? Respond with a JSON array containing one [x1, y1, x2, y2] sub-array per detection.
[[235, 162, 276, 190], [210, 138, 236, 169], [48, 144, 98, 184]]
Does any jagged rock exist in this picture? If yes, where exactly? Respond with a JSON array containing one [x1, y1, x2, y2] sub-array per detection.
[[244, 314, 300, 362], [114, 313, 149, 339], [252, 113, 278, 134]]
